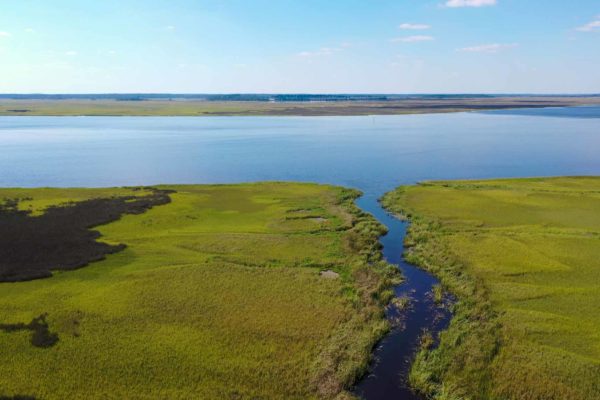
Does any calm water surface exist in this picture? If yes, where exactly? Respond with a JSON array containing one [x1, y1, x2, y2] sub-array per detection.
[[1, 107, 599, 399], [2, 108, 599, 190]]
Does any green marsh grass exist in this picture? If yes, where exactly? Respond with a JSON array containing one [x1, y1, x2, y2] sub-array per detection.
[[0, 183, 397, 399], [382, 176, 600, 400], [3, 97, 599, 117]]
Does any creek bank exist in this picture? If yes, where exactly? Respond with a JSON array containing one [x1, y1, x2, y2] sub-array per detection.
[[352, 195, 453, 400]]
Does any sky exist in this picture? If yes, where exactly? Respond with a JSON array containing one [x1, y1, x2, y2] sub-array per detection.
[[0, 0, 599, 93]]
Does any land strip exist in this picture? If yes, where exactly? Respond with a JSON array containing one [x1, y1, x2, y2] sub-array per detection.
[[0, 96, 599, 116], [382, 176, 600, 400], [0, 183, 397, 399]]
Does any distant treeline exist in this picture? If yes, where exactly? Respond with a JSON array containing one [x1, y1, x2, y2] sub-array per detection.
[[0, 93, 598, 102]]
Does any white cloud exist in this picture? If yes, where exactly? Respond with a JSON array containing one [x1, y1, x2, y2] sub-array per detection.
[[576, 17, 600, 32], [445, 0, 496, 8], [399, 23, 431, 30], [457, 43, 517, 53], [0, 31, 11, 37], [24, 28, 35, 33], [391, 35, 434, 43], [165, 25, 176, 31], [65, 50, 78, 56], [297, 46, 342, 57]]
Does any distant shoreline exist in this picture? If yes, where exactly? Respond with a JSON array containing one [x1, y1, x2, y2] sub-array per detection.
[[1, 96, 600, 117]]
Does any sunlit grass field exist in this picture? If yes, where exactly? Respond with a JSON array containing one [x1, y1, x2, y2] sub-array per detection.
[[382, 176, 600, 400], [0, 183, 396, 399]]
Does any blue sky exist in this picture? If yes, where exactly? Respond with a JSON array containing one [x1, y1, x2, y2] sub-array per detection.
[[0, 0, 599, 93]]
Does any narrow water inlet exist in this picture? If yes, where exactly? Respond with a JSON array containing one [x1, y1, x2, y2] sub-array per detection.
[[353, 194, 452, 400]]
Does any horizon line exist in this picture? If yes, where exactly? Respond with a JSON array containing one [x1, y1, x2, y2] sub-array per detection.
[[1, 92, 600, 96]]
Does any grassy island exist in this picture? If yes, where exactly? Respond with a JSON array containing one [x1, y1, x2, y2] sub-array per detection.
[[382, 176, 600, 400], [0, 183, 397, 399]]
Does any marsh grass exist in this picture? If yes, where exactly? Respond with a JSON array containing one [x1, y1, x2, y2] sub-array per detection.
[[1, 98, 600, 116], [382, 176, 600, 400], [431, 284, 443, 304], [0, 187, 171, 282], [391, 295, 411, 311], [0, 183, 397, 399]]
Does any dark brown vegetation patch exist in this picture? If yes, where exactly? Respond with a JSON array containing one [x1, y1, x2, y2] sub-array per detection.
[[0, 187, 173, 282], [0, 313, 58, 348]]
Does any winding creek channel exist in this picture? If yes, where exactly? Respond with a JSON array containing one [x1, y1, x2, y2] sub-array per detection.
[[353, 194, 451, 399], [1, 108, 599, 398]]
